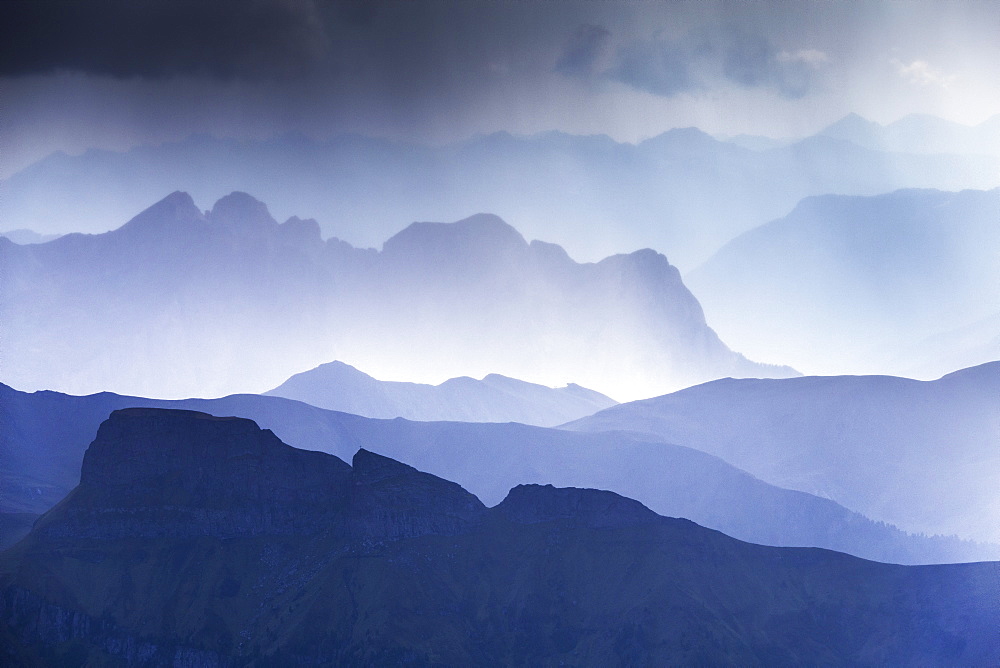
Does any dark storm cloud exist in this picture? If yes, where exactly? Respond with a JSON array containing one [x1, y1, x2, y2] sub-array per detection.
[[0, 0, 332, 79], [555, 24, 611, 78], [608, 33, 700, 96], [605, 26, 824, 99], [720, 28, 820, 99]]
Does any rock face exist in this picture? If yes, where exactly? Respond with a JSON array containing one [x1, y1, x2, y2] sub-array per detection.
[[42, 408, 353, 539], [2, 408, 1000, 666], [0, 191, 795, 402], [265, 360, 618, 426]]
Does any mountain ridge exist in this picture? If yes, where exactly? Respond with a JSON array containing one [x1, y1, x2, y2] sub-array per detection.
[[2, 378, 996, 564], [1, 191, 794, 400], [3, 407, 1000, 665], [265, 360, 618, 426], [564, 360, 1000, 543], [686, 187, 1000, 376], [4, 118, 996, 269]]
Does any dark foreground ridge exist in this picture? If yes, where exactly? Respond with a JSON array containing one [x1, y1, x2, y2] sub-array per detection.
[[2, 408, 999, 666]]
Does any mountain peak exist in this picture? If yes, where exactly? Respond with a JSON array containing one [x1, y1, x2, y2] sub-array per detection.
[[497, 484, 659, 529], [640, 126, 718, 151], [818, 113, 883, 141], [208, 191, 277, 230], [116, 191, 205, 235], [381, 213, 528, 259]]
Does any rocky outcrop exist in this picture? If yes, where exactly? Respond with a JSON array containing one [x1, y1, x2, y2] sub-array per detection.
[[38, 408, 353, 539], [496, 484, 659, 529]]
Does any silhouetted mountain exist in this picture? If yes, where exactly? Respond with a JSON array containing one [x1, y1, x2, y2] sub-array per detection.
[[1, 192, 794, 400], [565, 361, 1000, 544], [265, 360, 616, 426], [2, 382, 995, 564], [2, 126, 996, 270], [819, 112, 1000, 156], [3, 408, 1000, 665], [687, 187, 1000, 375]]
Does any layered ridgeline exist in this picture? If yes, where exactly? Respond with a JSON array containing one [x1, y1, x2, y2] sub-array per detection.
[[3, 114, 998, 270], [264, 361, 616, 426], [816, 112, 1000, 156], [687, 187, 1000, 377], [2, 381, 996, 564], [565, 362, 1000, 544], [3, 409, 1000, 666], [0, 191, 792, 401]]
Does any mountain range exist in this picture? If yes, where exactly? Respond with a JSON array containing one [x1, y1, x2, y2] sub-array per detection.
[[817, 112, 1000, 156], [566, 361, 1000, 544], [0, 191, 792, 400], [3, 408, 999, 665], [687, 187, 1000, 376], [264, 360, 617, 426], [2, 380, 995, 564], [3, 114, 997, 270]]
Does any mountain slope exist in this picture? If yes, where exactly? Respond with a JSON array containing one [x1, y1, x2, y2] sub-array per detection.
[[565, 361, 1000, 543], [686, 187, 1000, 375], [3, 408, 999, 665], [0, 191, 793, 400], [1, 382, 994, 564], [264, 360, 617, 426]]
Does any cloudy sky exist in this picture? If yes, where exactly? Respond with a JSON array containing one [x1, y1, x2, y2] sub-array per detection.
[[3, 0, 999, 177]]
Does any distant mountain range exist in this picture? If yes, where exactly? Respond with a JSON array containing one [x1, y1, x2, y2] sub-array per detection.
[[687, 187, 1000, 376], [265, 361, 617, 426], [0, 191, 793, 400], [3, 408, 999, 665], [817, 112, 1000, 156], [3, 380, 995, 564], [565, 361, 1000, 544], [3, 114, 997, 269]]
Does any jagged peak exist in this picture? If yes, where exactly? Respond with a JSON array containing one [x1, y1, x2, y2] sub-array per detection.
[[278, 215, 323, 247], [208, 191, 277, 229]]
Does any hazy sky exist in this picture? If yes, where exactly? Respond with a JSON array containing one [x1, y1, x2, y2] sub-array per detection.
[[3, 0, 999, 177]]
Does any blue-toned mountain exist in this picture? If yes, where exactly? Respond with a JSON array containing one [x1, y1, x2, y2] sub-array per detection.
[[3, 408, 999, 665], [565, 361, 1000, 544], [0, 191, 793, 400], [687, 187, 1000, 376], [4, 121, 996, 269], [265, 361, 617, 426], [2, 381, 994, 564]]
